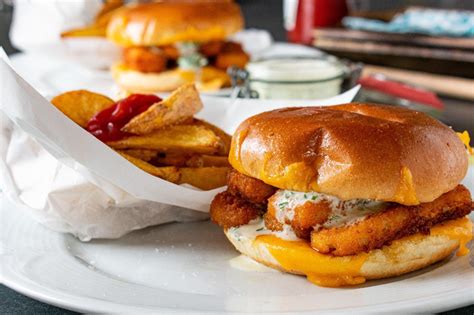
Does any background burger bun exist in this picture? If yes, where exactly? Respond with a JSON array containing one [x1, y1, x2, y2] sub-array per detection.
[[224, 217, 471, 285], [107, 1, 243, 47], [229, 104, 468, 205], [111, 63, 230, 93]]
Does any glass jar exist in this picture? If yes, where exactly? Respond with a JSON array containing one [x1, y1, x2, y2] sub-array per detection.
[[246, 57, 346, 99]]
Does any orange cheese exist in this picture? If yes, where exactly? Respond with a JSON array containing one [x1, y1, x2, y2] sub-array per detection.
[[394, 166, 419, 205], [457, 131, 472, 155], [254, 217, 472, 287], [254, 234, 368, 287]]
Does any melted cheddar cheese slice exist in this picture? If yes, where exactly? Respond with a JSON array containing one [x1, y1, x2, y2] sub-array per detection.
[[253, 217, 472, 287]]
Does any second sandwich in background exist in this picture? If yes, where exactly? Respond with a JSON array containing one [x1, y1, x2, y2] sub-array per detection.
[[107, 0, 249, 93]]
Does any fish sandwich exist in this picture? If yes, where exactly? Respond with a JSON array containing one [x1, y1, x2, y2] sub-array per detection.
[[210, 103, 473, 287]]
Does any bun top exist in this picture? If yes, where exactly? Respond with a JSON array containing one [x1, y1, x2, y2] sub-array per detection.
[[229, 104, 468, 205], [107, 1, 243, 47]]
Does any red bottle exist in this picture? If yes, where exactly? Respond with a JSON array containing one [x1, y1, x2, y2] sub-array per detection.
[[285, 0, 348, 44]]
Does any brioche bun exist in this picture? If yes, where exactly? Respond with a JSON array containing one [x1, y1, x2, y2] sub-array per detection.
[[111, 63, 230, 93], [107, 1, 243, 47], [225, 217, 472, 286], [229, 104, 468, 205]]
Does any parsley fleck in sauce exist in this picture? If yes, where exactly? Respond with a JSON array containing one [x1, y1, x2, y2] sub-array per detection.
[[271, 190, 387, 230], [229, 218, 300, 241]]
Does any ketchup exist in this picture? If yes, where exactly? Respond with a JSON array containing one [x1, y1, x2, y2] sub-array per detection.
[[86, 94, 161, 142]]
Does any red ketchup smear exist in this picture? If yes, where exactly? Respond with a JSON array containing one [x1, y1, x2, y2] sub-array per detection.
[[86, 94, 161, 142]]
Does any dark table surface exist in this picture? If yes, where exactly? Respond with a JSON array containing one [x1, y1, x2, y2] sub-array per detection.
[[1, 1, 473, 313], [0, 284, 472, 314]]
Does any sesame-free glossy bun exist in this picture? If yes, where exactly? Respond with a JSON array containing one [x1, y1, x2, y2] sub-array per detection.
[[229, 104, 468, 205], [107, 1, 243, 47]]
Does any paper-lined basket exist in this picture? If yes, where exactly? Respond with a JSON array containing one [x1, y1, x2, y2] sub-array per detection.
[[0, 54, 359, 240]]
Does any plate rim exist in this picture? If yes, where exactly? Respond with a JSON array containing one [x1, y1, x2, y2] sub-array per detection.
[[3, 270, 473, 314]]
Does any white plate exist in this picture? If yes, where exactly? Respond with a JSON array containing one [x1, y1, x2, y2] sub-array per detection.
[[2, 166, 474, 314]]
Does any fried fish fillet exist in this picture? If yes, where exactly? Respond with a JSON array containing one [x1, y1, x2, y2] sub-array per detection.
[[311, 185, 472, 256], [123, 47, 168, 73], [212, 168, 472, 256]]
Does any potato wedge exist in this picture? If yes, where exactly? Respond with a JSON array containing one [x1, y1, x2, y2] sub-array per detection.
[[154, 153, 191, 167], [179, 167, 229, 190], [192, 119, 231, 155], [122, 84, 203, 135], [51, 90, 114, 127], [117, 149, 159, 162], [118, 152, 180, 183], [154, 153, 229, 167], [108, 124, 223, 154], [185, 155, 230, 167], [119, 151, 228, 189]]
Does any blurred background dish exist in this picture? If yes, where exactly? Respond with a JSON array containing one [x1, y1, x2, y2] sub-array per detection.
[[105, 1, 250, 93]]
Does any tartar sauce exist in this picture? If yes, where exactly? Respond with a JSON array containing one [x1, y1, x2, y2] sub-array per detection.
[[270, 190, 387, 230]]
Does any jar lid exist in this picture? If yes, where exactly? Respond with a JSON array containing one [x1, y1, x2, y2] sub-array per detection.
[[246, 57, 345, 83]]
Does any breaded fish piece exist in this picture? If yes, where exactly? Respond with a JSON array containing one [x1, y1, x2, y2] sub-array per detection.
[[210, 191, 261, 229], [227, 169, 276, 204], [311, 185, 472, 256], [265, 198, 332, 239], [123, 47, 168, 73]]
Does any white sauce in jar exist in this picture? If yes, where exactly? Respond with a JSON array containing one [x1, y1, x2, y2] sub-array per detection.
[[246, 58, 345, 99]]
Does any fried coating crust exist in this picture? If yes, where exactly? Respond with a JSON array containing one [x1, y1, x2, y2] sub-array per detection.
[[221, 42, 245, 54], [311, 185, 472, 256], [210, 191, 261, 229], [292, 201, 332, 239], [227, 169, 276, 204], [123, 47, 167, 73], [161, 45, 180, 60], [215, 51, 250, 70], [200, 40, 225, 57], [265, 198, 332, 239], [263, 211, 283, 231], [215, 42, 249, 70]]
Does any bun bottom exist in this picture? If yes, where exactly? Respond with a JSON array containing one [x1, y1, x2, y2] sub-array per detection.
[[111, 63, 230, 93], [224, 217, 472, 287]]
